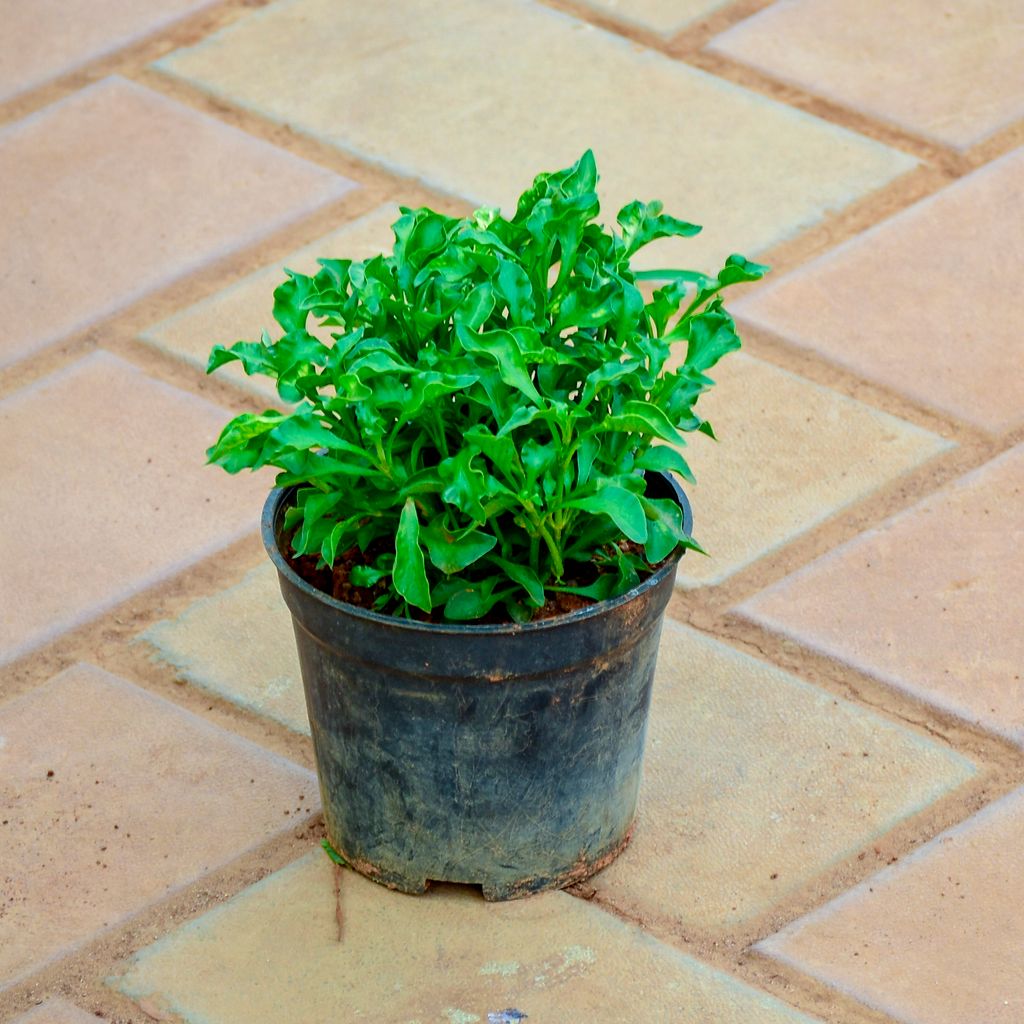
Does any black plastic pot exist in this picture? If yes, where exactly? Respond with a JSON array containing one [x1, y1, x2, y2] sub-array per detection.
[[263, 472, 691, 901]]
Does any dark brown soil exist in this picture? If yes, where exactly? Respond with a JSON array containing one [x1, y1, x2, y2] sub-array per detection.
[[286, 543, 389, 612], [283, 537, 663, 625]]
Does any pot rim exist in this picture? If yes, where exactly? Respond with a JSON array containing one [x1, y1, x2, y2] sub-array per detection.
[[261, 471, 692, 637]]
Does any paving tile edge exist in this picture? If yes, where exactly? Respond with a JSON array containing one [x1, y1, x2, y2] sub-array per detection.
[[754, 787, 1024, 1021]]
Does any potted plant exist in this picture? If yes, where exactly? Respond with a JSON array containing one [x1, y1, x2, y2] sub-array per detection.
[[206, 151, 766, 900]]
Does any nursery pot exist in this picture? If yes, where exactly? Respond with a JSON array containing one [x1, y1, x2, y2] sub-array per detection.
[[263, 472, 691, 901]]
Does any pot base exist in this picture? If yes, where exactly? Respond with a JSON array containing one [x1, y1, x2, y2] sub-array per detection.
[[330, 822, 634, 902]]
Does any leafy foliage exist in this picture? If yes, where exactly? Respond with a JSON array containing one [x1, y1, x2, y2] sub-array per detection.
[[206, 151, 767, 621]]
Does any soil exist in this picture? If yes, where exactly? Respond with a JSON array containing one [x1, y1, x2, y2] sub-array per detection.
[[283, 535, 662, 625]]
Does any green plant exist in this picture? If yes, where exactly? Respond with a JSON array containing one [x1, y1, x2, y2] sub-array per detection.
[[206, 151, 766, 621]]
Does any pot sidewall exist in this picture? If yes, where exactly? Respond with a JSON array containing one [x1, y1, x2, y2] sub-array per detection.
[[266, 472, 690, 897]]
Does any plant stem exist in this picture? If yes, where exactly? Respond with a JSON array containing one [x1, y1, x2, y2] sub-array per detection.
[[529, 533, 540, 575]]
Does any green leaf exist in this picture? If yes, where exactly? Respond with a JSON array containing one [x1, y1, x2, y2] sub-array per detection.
[[495, 259, 535, 324], [439, 448, 489, 523], [684, 310, 742, 373], [576, 434, 600, 488], [490, 557, 545, 607], [294, 490, 347, 552], [349, 564, 391, 587], [567, 484, 648, 543], [321, 839, 347, 866], [641, 496, 686, 563], [453, 283, 496, 330], [551, 574, 618, 601], [614, 547, 641, 592], [513, 149, 597, 222], [405, 371, 479, 418], [521, 439, 556, 485], [603, 400, 687, 446], [207, 340, 273, 377], [443, 577, 505, 620], [635, 444, 695, 483], [717, 253, 770, 286], [320, 515, 362, 565], [456, 324, 541, 403], [580, 358, 641, 405], [393, 499, 432, 612], [496, 404, 546, 437], [206, 411, 285, 472], [272, 272, 313, 332], [464, 426, 522, 482], [421, 518, 497, 574], [617, 200, 701, 257]]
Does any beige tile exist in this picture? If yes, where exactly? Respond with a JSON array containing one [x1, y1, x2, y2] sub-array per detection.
[[142, 565, 307, 734], [592, 622, 974, 930], [156, 0, 915, 273], [734, 148, 1024, 433], [760, 787, 1024, 1024], [0, 351, 271, 665], [141, 204, 399, 401], [710, 0, 1024, 150], [675, 354, 950, 586], [10, 999, 101, 1024], [0, 0, 216, 103], [0, 664, 317, 990], [578, 0, 734, 35], [740, 444, 1024, 745], [115, 850, 821, 1023], [0, 76, 352, 369]]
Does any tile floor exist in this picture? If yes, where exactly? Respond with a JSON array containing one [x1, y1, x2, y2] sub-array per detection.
[[1, 2, 1020, 1021]]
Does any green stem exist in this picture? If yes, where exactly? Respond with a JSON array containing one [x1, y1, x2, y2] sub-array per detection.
[[529, 533, 541, 576], [523, 501, 565, 580], [373, 439, 394, 480], [432, 409, 449, 458], [676, 285, 723, 327], [535, 518, 565, 580]]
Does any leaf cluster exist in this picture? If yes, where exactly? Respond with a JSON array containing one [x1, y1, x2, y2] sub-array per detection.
[[206, 151, 766, 621]]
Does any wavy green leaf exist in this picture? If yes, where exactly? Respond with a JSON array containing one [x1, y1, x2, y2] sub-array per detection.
[[566, 484, 648, 543], [393, 499, 432, 612]]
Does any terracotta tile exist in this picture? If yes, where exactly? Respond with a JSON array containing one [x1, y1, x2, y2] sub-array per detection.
[[760, 787, 1024, 1024], [0, 0, 216, 103], [115, 851, 821, 1023], [10, 999, 101, 1024], [739, 445, 1024, 745], [141, 204, 399, 401], [155, 0, 915, 272], [592, 622, 974, 931], [578, 0, 735, 35], [0, 664, 318, 990], [0, 351, 271, 665], [0, 76, 353, 369], [710, 0, 1024, 149], [142, 565, 307, 734], [676, 354, 950, 586], [733, 148, 1024, 433]]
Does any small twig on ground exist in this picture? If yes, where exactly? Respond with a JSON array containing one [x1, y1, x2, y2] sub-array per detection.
[[321, 838, 347, 943], [333, 861, 344, 943]]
